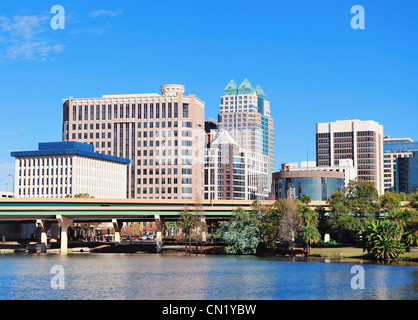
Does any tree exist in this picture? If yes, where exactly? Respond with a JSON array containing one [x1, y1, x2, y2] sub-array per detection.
[[65, 193, 95, 198], [220, 207, 261, 255], [359, 220, 406, 260], [260, 202, 283, 249], [345, 179, 380, 219], [178, 206, 194, 254], [192, 201, 207, 255], [298, 202, 318, 228], [277, 199, 300, 254], [380, 192, 402, 213], [299, 194, 311, 205], [164, 221, 179, 237], [299, 225, 321, 257]]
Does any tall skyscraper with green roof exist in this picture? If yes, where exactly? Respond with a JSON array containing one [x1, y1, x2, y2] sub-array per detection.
[[217, 78, 275, 198]]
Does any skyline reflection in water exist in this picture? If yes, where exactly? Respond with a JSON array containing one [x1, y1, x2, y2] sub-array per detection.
[[0, 254, 416, 300]]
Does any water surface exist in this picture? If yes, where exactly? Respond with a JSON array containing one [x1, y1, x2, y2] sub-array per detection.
[[0, 254, 416, 300]]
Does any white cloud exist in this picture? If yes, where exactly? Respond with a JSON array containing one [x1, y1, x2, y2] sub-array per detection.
[[0, 14, 64, 62], [89, 9, 122, 18]]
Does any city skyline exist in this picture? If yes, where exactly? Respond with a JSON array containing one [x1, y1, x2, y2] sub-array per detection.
[[1, 1, 418, 191]]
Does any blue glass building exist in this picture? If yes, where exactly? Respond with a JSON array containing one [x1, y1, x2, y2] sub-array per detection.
[[396, 151, 418, 194], [272, 171, 345, 201]]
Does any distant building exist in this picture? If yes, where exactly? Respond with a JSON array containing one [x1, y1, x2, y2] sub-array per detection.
[[204, 131, 269, 201], [62, 84, 206, 200], [205, 118, 218, 148], [218, 79, 274, 193], [11, 142, 130, 199], [0, 191, 14, 198], [316, 119, 384, 195], [383, 137, 418, 192], [397, 151, 418, 194], [272, 160, 353, 201]]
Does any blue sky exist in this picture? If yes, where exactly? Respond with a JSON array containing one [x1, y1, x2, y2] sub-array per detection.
[[0, 0, 417, 191]]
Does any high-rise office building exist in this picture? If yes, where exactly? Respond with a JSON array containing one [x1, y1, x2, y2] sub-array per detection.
[[397, 151, 418, 194], [316, 119, 384, 195], [62, 84, 205, 200], [383, 137, 418, 192], [204, 131, 269, 201], [217, 79, 274, 193]]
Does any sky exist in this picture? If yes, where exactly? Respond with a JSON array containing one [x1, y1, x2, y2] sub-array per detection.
[[0, 0, 417, 191]]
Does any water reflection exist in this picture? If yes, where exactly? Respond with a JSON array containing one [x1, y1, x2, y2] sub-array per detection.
[[0, 254, 416, 300]]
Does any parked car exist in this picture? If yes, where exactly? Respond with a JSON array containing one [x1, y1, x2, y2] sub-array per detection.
[[140, 235, 148, 240], [131, 235, 140, 240]]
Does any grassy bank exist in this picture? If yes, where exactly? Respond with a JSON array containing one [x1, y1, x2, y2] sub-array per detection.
[[310, 246, 418, 262]]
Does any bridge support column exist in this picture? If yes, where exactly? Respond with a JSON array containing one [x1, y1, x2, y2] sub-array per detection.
[[155, 215, 164, 253], [112, 219, 123, 245], [56, 215, 73, 254], [36, 220, 52, 253], [200, 216, 207, 244]]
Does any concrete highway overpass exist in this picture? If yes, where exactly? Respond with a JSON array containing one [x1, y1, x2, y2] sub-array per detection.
[[0, 198, 330, 253]]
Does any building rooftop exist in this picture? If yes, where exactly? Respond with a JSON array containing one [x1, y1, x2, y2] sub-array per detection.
[[11, 142, 131, 164]]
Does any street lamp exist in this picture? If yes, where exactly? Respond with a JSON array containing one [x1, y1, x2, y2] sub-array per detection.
[[8, 174, 14, 197]]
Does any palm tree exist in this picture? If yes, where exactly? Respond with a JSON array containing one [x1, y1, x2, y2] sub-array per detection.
[[299, 194, 311, 205], [360, 219, 406, 260], [299, 225, 321, 257]]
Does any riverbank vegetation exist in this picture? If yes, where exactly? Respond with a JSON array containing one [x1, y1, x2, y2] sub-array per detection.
[[217, 180, 418, 261]]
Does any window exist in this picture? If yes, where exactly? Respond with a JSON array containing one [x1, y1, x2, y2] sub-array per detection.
[[162, 103, 166, 118], [182, 104, 189, 118], [168, 103, 172, 118], [108, 105, 112, 120], [174, 103, 178, 118]]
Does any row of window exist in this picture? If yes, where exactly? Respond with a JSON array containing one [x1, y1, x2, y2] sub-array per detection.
[[136, 187, 191, 195], [72, 103, 190, 121], [19, 158, 72, 167], [18, 187, 72, 196]]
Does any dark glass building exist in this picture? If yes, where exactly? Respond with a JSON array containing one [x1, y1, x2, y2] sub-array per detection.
[[397, 151, 418, 194], [272, 170, 345, 201]]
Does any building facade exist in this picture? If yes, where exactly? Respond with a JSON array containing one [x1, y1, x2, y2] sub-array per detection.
[[316, 119, 384, 195], [11, 142, 129, 199], [397, 151, 418, 194], [279, 159, 356, 188], [62, 84, 205, 200], [0, 191, 14, 198], [272, 170, 345, 201], [217, 79, 274, 193], [204, 131, 269, 201], [383, 137, 418, 192]]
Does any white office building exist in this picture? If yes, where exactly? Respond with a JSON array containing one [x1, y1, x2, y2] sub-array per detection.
[[11, 142, 130, 199]]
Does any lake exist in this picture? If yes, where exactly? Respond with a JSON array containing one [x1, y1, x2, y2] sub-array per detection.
[[0, 254, 416, 300]]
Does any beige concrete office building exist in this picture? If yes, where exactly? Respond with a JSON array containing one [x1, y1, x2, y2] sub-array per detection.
[[62, 84, 205, 199], [316, 119, 384, 195]]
